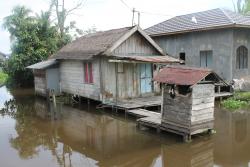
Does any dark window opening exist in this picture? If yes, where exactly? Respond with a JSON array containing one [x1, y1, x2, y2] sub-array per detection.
[[179, 53, 186, 65], [236, 46, 248, 69], [177, 85, 191, 95], [153, 64, 157, 71]]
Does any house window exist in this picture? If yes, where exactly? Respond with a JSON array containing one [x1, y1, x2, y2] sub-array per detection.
[[84, 62, 93, 84], [200, 51, 213, 68], [236, 46, 248, 69], [179, 52, 186, 65]]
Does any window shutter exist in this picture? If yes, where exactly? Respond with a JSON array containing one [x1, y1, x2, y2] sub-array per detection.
[[84, 63, 89, 83], [89, 63, 93, 83]]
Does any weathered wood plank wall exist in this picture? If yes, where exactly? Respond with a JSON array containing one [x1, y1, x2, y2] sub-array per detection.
[[34, 70, 46, 96], [34, 76, 46, 96], [100, 58, 140, 101], [60, 59, 101, 101], [161, 84, 215, 135], [113, 32, 159, 55]]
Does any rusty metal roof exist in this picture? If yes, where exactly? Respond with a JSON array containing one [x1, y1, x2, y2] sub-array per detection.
[[154, 66, 215, 85], [112, 55, 179, 63]]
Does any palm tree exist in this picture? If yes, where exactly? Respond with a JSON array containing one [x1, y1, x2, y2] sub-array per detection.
[[3, 6, 34, 41]]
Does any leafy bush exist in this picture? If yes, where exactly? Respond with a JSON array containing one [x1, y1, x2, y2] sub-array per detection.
[[0, 72, 8, 85], [222, 98, 248, 110], [221, 92, 250, 110]]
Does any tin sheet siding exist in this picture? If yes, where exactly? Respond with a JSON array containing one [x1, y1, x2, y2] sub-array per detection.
[[60, 59, 100, 101], [113, 32, 159, 55], [46, 68, 60, 94]]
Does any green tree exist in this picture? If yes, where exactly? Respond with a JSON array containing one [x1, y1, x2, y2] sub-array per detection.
[[233, 0, 250, 14], [3, 6, 66, 86]]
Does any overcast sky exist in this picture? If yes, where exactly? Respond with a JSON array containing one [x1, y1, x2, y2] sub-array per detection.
[[0, 0, 235, 54]]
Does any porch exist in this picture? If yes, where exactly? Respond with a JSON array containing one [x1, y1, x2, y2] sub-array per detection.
[[100, 95, 162, 110]]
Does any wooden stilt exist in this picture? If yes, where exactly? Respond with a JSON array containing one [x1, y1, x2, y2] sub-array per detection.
[[183, 134, 192, 142], [156, 127, 161, 133]]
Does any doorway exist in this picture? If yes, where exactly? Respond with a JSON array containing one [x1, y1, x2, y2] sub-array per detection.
[[140, 64, 152, 94]]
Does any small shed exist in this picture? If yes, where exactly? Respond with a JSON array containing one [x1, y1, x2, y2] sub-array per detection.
[[27, 59, 60, 96], [154, 66, 226, 140]]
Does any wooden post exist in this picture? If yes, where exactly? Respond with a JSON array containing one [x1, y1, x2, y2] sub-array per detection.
[[183, 134, 192, 143], [125, 109, 128, 119], [156, 127, 161, 133], [52, 93, 56, 107]]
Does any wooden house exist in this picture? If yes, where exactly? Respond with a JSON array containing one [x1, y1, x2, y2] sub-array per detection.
[[27, 59, 60, 96], [48, 26, 179, 105], [154, 66, 227, 141]]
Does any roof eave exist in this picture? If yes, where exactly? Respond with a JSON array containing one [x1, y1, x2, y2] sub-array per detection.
[[148, 24, 250, 37]]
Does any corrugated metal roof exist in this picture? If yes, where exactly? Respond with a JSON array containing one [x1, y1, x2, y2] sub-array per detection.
[[146, 8, 250, 36], [113, 55, 179, 63], [153, 66, 213, 85], [26, 59, 58, 69]]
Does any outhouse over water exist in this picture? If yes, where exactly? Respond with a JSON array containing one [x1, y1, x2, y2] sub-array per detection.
[[154, 66, 227, 141]]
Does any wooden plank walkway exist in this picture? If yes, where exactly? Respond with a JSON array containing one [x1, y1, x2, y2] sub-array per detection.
[[100, 92, 231, 111], [127, 109, 161, 118], [127, 108, 162, 131], [215, 92, 232, 98], [103, 96, 162, 110]]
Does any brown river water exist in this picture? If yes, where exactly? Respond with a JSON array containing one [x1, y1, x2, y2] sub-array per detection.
[[0, 86, 250, 167]]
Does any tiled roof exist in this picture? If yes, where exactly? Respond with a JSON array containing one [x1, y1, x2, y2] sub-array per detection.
[[146, 8, 250, 36]]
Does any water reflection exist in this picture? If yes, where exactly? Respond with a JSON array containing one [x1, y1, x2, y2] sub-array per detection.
[[1, 87, 250, 167], [1, 95, 162, 167], [214, 108, 250, 167], [0, 86, 12, 109]]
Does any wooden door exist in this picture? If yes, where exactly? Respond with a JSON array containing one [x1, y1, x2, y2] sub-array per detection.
[[140, 64, 152, 94]]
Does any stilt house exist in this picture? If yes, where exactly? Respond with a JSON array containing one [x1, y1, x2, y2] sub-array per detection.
[[154, 66, 227, 140], [28, 26, 179, 103]]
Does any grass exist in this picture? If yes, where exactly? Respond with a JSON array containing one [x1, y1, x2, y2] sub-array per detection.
[[0, 71, 8, 85], [221, 91, 250, 110]]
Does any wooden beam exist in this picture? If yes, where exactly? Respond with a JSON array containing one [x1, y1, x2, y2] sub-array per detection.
[[108, 59, 154, 64]]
